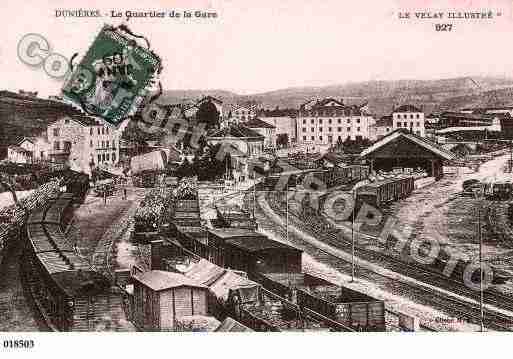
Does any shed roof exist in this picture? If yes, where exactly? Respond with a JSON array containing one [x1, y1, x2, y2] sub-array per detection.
[[225, 235, 300, 253], [134, 270, 206, 291], [361, 129, 456, 161], [244, 118, 276, 129], [208, 228, 264, 239], [215, 317, 254, 332]]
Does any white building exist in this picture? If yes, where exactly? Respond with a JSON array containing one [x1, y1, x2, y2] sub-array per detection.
[[229, 104, 256, 123], [297, 98, 374, 146], [372, 115, 393, 140], [392, 105, 426, 137], [47, 115, 121, 174], [259, 116, 297, 145]]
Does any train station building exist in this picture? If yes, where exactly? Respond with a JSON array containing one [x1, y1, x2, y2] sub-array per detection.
[[360, 129, 456, 180]]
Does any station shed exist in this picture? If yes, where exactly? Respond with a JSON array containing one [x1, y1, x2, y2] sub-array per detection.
[[360, 129, 455, 180], [132, 270, 208, 331]]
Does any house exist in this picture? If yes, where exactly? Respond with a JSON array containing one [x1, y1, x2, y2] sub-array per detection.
[[207, 124, 265, 183], [392, 105, 426, 137], [47, 115, 121, 174], [297, 98, 374, 147], [259, 116, 297, 145], [229, 103, 256, 123], [243, 118, 276, 148], [372, 115, 393, 139], [6, 145, 32, 163], [132, 270, 208, 331]]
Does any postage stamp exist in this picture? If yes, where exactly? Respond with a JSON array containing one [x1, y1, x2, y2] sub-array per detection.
[[62, 24, 161, 127]]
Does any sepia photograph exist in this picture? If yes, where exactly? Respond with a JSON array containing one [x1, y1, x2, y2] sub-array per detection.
[[1, 0, 513, 357]]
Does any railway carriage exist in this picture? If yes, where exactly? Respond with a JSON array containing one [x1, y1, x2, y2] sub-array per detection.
[[356, 176, 414, 208], [22, 191, 110, 331]]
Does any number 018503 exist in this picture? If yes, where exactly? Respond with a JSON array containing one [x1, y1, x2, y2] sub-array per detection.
[[3, 340, 35, 349]]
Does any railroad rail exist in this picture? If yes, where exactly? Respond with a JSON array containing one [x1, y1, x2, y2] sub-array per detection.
[[254, 190, 513, 331]]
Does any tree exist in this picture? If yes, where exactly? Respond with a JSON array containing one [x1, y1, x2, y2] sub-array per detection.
[[196, 100, 220, 130], [276, 133, 289, 148]]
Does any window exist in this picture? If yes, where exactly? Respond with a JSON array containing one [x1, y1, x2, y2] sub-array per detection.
[[357, 127, 361, 132], [90, 128, 93, 136], [328, 119, 332, 124], [97, 127, 100, 135], [98, 154, 101, 163], [319, 136, 323, 141], [112, 153, 116, 162], [319, 119, 323, 124], [410, 114, 414, 119], [53, 128, 60, 137], [302, 127, 306, 132], [311, 136, 314, 141], [106, 153, 110, 161], [347, 127, 351, 132], [311, 119, 314, 124], [102, 154, 105, 161], [112, 140, 115, 148], [347, 119, 350, 124], [403, 122, 407, 127], [328, 127, 332, 132], [102, 127, 105, 135], [303, 119, 306, 124], [416, 122, 420, 127], [54, 141, 60, 150], [311, 127, 314, 132], [102, 141, 105, 148], [303, 136, 306, 141], [90, 140, 93, 147], [40, 151, 44, 158], [356, 118, 360, 123], [64, 141, 71, 151], [416, 114, 420, 119], [338, 119, 341, 124], [106, 127, 109, 134], [64, 119, 70, 124], [397, 114, 402, 119], [319, 127, 323, 132], [338, 127, 341, 132]]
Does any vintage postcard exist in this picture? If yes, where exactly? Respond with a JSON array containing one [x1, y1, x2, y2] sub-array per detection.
[[1, 0, 513, 357]]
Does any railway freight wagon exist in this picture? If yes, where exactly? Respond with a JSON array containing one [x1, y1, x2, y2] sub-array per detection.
[[311, 164, 369, 189], [22, 193, 111, 331], [356, 176, 414, 208], [255, 272, 385, 332]]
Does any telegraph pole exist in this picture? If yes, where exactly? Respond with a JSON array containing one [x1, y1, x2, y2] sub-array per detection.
[[351, 188, 356, 282], [479, 204, 484, 332]]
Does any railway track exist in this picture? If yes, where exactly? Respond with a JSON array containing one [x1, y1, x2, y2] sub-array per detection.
[[252, 191, 513, 331]]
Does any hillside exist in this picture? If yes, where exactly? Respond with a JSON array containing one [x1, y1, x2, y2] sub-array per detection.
[[160, 76, 513, 116]]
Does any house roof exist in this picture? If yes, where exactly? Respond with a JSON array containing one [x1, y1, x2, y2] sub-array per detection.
[[440, 111, 496, 120], [393, 105, 422, 113], [208, 124, 264, 139], [244, 118, 275, 129], [360, 129, 456, 161], [47, 114, 100, 127], [7, 145, 31, 154], [134, 270, 206, 291]]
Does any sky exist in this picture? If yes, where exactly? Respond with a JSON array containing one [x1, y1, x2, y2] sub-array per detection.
[[2, 0, 513, 97]]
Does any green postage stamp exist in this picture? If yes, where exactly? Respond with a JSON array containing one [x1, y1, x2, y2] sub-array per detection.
[[62, 25, 161, 126]]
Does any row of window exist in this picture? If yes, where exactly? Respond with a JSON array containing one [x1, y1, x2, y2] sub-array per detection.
[[302, 135, 357, 142], [302, 127, 361, 132], [53, 141, 71, 151], [89, 126, 111, 136], [302, 110, 360, 117], [90, 140, 116, 148], [395, 113, 421, 119], [395, 121, 422, 127], [302, 118, 361, 125], [97, 152, 116, 163]]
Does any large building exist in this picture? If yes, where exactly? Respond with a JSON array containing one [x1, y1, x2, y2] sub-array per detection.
[[391, 105, 426, 137], [47, 115, 121, 174], [259, 116, 297, 145], [297, 98, 374, 146]]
